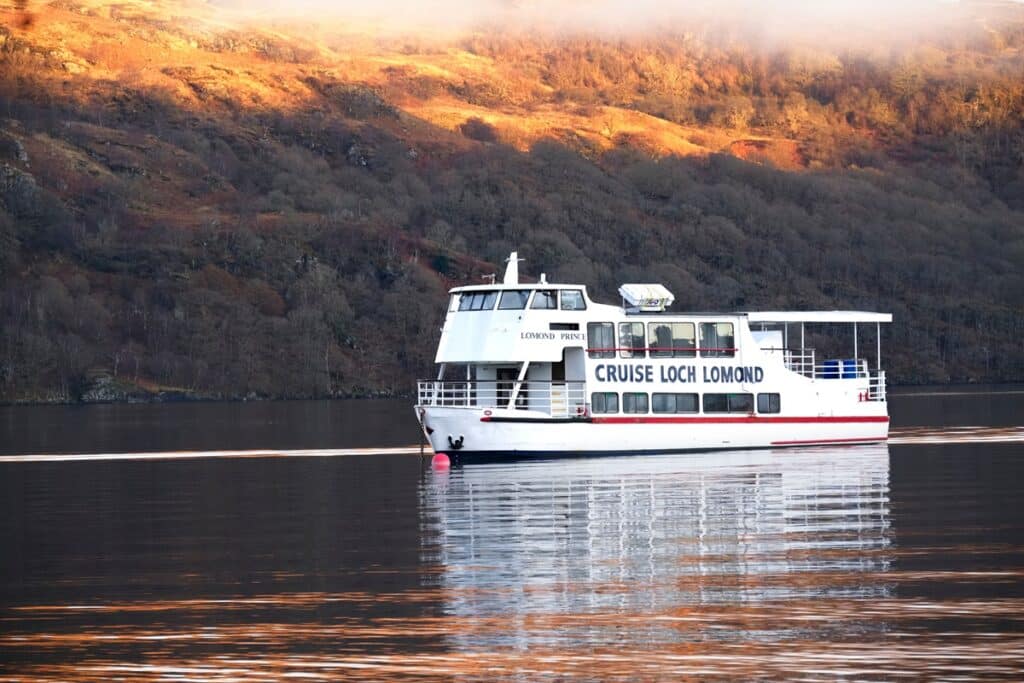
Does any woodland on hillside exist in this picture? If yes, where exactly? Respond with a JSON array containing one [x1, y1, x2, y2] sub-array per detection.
[[0, 1, 1022, 402]]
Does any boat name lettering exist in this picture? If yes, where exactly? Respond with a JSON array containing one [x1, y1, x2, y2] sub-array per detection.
[[595, 364, 765, 384], [519, 331, 585, 341]]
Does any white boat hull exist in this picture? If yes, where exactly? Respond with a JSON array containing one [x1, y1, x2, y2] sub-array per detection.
[[417, 405, 889, 457]]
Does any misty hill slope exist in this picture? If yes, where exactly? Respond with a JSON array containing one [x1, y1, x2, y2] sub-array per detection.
[[1, 0, 1023, 402]]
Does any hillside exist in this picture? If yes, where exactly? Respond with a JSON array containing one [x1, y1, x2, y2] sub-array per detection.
[[1, 0, 1023, 402]]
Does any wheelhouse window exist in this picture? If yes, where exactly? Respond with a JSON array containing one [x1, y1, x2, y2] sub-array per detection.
[[652, 393, 699, 414], [560, 290, 587, 311], [757, 393, 781, 414], [498, 290, 531, 310], [648, 322, 696, 358], [458, 291, 498, 311], [618, 323, 646, 358], [591, 392, 619, 414], [703, 393, 753, 413], [587, 322, 615, 359], [700, 322, 735, 358], [622, 392, 649, 414], [530, 290, 557, 309]]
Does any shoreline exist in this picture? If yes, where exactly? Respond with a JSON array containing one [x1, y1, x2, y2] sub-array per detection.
[[0, 389, 414, 408], [5, 381, 1024, 408]]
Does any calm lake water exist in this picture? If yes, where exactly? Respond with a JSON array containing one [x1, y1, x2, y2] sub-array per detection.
[[1, 387, 1023, 680]]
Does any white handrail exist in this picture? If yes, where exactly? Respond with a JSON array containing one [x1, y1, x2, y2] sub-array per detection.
[[417, 380, 589, 418], [768, 348, 876, 381], [868, 371, 887, 401]]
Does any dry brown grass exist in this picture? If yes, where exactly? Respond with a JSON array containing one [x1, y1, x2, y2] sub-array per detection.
[[1, 0, 807, 173]]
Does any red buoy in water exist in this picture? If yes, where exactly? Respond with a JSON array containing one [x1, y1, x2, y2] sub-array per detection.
[[431, 453, 451, 469]]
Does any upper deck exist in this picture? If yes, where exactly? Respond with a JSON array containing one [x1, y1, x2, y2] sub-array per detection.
[[436, 284, 891, 365]]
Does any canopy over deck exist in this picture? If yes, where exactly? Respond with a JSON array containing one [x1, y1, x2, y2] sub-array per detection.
[[745, 311, 892, 324]]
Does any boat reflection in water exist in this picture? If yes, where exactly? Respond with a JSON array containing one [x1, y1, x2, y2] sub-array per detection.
[[421, 446, 895, 674]]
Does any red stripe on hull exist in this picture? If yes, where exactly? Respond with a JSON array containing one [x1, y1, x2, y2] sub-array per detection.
[[589, 416, 889, 425]]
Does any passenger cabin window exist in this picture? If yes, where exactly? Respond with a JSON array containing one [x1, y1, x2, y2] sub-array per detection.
[[700, 322, 735, 357], [703, 393, 753, 413], [531, 290, 557, 309], [622, 392, 649, 414], [560, 290, 587, 310], [498, 290, 531, 310], [652, 393, 699, 414], [458, 291, 498, 311], [757, 393, 781, 414], [587, 323, 615, 359], [619, 323, 646, 358], [591, 392, 619, 414], [648, 322, 696, 358]]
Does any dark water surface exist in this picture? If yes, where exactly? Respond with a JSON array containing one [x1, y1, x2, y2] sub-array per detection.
[[0, 398, 423, 455], [1, 388, 1023, 680]]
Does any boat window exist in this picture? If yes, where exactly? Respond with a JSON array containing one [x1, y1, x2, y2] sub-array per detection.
[[622, 392, 649, 414], [648, 322, 696, 358], [757, 393, 781, 414], [587, 323, 616, 359], [531, 290, 557, 309], [652, 393, 699, 414], [730, 393, 753, 412], [703, 393, 753, 413], [618, 323, 646, 358], [458, 291, 498, 311], [498, 290, 531, 310], [700, 322, 735, 357], [560, 290, 587, 311], [591, 392, 619, 414], [550, 323, 579, 331]]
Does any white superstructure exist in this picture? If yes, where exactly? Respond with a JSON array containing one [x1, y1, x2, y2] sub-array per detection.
[[415, 252, 891, 458]]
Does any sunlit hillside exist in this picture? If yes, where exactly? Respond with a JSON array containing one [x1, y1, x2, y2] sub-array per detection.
[[1, 0, 1023, 401]]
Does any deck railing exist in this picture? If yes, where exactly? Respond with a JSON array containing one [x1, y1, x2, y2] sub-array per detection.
[[417, 380, 589, 418], [771, 348, 876, 380], [781, 348, 816, 377], [768, 348, 887, 401], [867, 371, 887, 402]]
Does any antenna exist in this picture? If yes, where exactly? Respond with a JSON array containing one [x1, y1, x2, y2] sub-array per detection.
[[503, 251, 523, 285]]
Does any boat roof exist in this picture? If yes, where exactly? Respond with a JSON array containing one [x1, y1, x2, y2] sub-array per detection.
[[745, 311, 892, 324], [449, 286, 891, 323], [456, 253, 892, 323], [450, 283, 580, 292]]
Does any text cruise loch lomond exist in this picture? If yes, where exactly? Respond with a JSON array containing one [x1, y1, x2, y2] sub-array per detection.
[[415, 252, 891, 458]]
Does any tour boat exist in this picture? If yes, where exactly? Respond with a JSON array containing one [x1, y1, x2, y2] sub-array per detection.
[[415, 252, 890, 458]]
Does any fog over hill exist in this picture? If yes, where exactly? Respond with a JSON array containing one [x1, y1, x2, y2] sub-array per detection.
[[217, 0, 961, 39], [0, 0, 1022, 402]]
